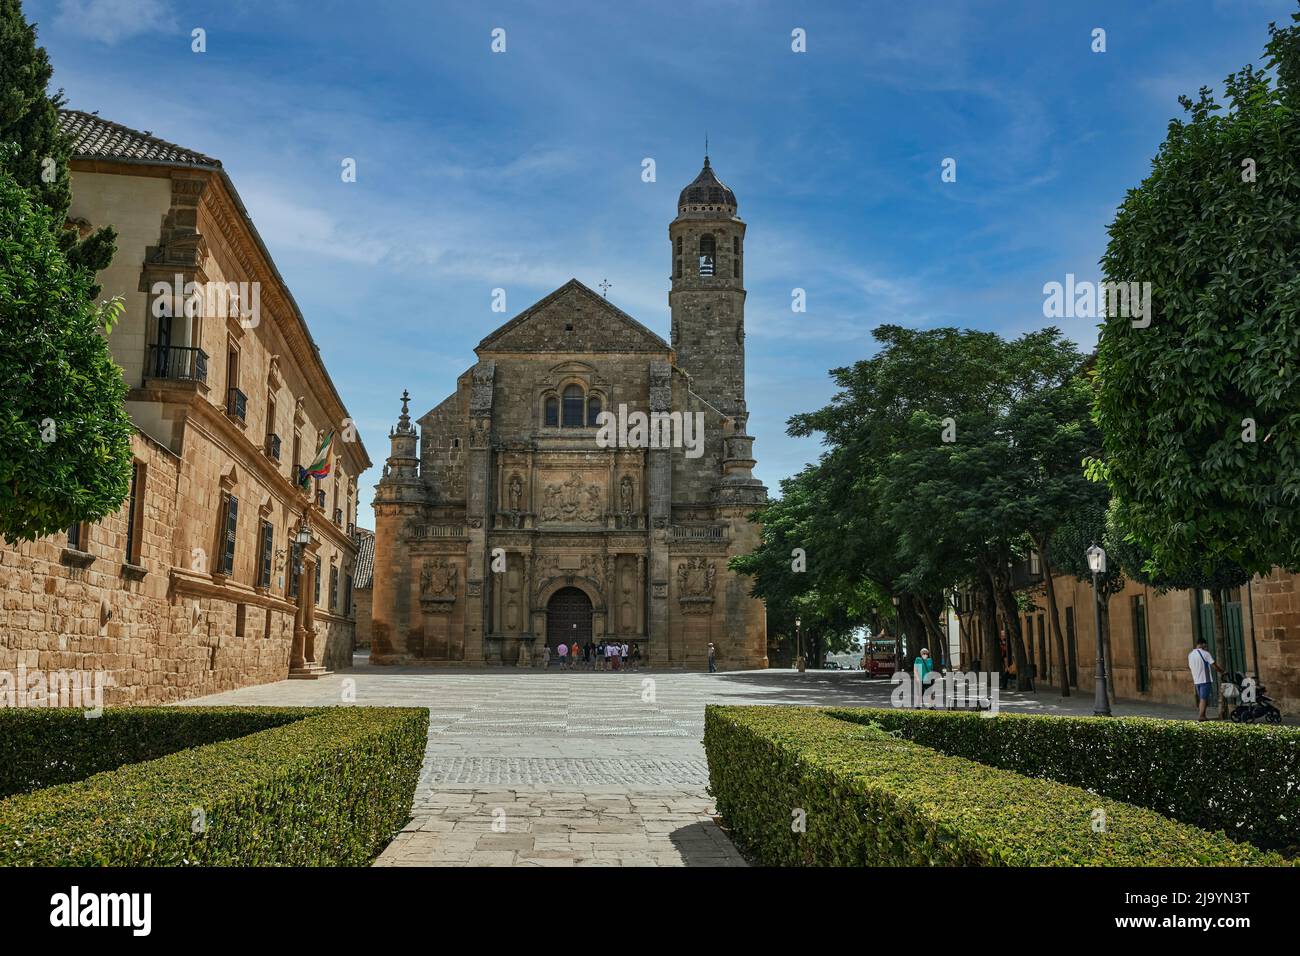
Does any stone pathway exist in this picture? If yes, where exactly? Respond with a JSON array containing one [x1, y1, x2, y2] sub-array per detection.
[[181, 658, 1198, 866]]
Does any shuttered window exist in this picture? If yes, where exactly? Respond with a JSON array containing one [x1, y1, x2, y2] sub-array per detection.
[[220, 494, 238, 575], [258, 520, 274, 589]]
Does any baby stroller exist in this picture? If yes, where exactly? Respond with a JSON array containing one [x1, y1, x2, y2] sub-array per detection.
[[1223, 672, 1282, 724]]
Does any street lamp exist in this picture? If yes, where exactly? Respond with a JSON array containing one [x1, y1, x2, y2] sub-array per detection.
[[795, 616, 805, 673], [1086, 544, 1112, 717]]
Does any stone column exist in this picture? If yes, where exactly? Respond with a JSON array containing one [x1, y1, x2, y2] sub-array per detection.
[[637, 555, 646, 635]]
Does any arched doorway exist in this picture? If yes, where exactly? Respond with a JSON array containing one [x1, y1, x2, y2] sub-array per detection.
[[546, 587, 592, 652]]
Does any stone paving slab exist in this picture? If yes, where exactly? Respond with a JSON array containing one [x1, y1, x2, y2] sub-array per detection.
[[181, 662, 1201, 867]]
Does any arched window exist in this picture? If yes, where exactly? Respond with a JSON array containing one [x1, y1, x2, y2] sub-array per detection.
[[586, 395, 602, 427], [698, 234, 715, 276], [675, 236, 682, 255], [562, 385, 585, 427], [544, 396, 559, 427]]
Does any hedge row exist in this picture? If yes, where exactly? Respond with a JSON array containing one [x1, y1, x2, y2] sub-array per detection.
[[828, 707, 1300, 852], [0, 707, 317, 798], [0, 707, 429, 865], [703, 705, 1289, 866]]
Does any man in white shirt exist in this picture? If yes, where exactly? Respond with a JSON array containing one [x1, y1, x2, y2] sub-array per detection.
[[1188, 638, 1225, 721]]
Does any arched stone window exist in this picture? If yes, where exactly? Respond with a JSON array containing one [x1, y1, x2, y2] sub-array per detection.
[[586, 395, 602, 427], [562, 385, 585, 427], [698, 234, 715, 276], [544, 396, 559, 427]]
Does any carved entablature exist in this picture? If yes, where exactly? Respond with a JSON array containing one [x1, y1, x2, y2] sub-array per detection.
[[676, 556, 716, 614], [535, 552, 606, 593]]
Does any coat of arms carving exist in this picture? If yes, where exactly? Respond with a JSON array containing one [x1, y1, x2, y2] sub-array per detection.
[[420, 559, 457, 609], [677, 557, 715, 596]]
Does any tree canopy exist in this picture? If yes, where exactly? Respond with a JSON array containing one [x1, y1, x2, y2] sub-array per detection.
[[1092, 7, 1300, 580]]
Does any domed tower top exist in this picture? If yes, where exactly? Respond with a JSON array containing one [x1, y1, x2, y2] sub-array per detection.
[[677, 155, 737, 216]]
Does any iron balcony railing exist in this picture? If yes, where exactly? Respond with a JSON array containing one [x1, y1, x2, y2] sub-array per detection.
[[226, 387, 247, 423], [148, 345, 208, 384]]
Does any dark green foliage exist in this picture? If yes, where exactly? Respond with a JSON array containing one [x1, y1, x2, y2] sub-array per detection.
[[0, 707, 429, 866], [0, 0, 115, 282], [0, 165, 134, 542], [704, 705, 1288, 866], [831, 707, 1300, 852], [0, 707, 316, 798], [1093, 6, 1300, 578]]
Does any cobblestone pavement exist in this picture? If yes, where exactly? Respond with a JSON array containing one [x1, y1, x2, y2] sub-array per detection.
[[182, 659, 1198, 866]]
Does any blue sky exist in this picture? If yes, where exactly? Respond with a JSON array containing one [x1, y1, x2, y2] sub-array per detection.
[[26, 0, 1298, 528]]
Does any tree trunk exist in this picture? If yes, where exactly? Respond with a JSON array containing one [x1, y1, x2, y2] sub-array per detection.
[[987, 567, 1032, 691], [1036, 543, 1070, 697], [977, 576, 1002, 673], [897, 597, 926, 660], [912, 594, 948, 668]]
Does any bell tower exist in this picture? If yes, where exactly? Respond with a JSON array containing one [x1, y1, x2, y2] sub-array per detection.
[[669, 153, 746, 418]]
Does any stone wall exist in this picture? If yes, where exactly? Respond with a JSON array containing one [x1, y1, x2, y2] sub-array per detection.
[[0, 431, 298, 704], [1018, 571, 1300, 716]]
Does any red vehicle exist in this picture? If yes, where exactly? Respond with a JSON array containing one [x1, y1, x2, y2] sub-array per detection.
[[862, 639, 899, 677]]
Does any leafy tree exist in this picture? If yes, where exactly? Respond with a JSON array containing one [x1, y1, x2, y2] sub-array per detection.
[[0, 0, 115, 286], [1093, 6, 1300, 581], [0, 162, 133, 542]]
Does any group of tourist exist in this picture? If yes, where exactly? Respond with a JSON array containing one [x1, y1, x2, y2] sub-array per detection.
[[544, 640, 643, 671]]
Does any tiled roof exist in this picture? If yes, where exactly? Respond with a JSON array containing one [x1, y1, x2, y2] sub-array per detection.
[[353, 529, 375, 589], [58, 109, 221, 168]]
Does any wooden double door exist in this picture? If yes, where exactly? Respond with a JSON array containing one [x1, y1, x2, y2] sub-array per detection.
[[546, 587, 592, 651]]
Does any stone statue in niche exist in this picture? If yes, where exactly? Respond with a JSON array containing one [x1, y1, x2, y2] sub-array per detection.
[[509, 473, 523, 511], [619, 475, 634, 516]]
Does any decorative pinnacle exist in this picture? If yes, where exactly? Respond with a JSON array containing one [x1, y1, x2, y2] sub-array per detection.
[[396, 389, 413, 433]]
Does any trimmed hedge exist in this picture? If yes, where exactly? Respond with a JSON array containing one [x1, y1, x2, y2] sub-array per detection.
[[0, 707, 317, 798], [829, 707, 1300, 852], [0, 707, 429, 866], [704, 705, 1289, 866]]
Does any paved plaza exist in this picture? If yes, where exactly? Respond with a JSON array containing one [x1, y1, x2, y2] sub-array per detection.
[[182, 657, 1195, 866]]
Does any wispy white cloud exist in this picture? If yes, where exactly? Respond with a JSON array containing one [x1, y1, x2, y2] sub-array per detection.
[[54, 0, 175, 45]]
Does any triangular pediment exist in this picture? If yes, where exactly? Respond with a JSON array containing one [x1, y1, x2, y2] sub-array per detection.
[[476, 279, 669, 354]]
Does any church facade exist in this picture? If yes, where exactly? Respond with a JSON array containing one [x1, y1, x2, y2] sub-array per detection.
[[369, 157, 768, 668]]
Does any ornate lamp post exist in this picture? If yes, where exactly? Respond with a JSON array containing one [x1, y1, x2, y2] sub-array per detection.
[[1087, 544, 1112, 717]]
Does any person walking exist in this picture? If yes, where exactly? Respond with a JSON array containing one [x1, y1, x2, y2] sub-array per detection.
[[557, 641, 568, 671], [542, 643, 551, 669], [913, 647, 936, 707], [1189, 637, 1226, 721], [630, 641, 641, 671], [707, 642, 717, 673]]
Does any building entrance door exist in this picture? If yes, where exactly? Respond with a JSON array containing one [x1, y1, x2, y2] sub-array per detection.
[[546, 587, 592, 653]]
